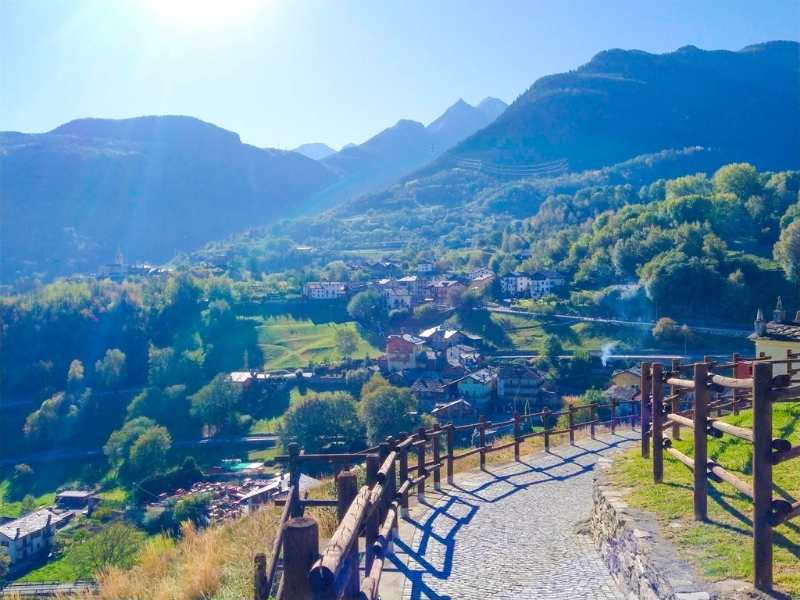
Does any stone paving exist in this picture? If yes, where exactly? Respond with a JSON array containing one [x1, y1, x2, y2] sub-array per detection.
[[387, 431, 639, 600]]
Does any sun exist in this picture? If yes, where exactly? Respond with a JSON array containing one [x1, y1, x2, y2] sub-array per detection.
[[141, 0, 262, 31]]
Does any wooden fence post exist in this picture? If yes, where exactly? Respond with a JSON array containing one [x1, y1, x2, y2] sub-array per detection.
[[254, 553, 268, 600], [288, 442, 303, 517], [386, 437, 398, 545], [752, 361, 773, 591], [478, 416, 487, 470], [336, 471, 359, 600], [568, 404, 575, 445], [513, 414, 521, 461], [693, 363, 709, 521], [652, 363, 664, 483], [671, 358, 682, 441], [282, 517, 318, 600], [731, 353, 741, 415], [543, 407, 550, 452], [416, 427, 426, 500], [590, 403, 597, 440], [432, 425, 441, 491], [641, 362, 652, 458], [446, 425, 454, 485], [399, 439, 409, 517], [365, 454, 380, 573], [610, 398, 616, 435]]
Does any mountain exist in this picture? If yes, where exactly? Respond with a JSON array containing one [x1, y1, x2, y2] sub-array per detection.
[[344, 41, 800, 217], [435, 41, 800, 174], [0, 116, 336, 282], [310, 97, 507, 206], [292, 142, 337, 161]]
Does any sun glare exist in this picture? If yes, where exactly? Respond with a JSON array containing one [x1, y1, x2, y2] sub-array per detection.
[[141, 0, 263, 31]]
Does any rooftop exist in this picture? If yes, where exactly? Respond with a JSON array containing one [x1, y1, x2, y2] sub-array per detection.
[[0, 509, 68, 540]]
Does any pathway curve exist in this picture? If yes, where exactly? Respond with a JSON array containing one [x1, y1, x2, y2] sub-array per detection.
[[386, 431, 639, 600]]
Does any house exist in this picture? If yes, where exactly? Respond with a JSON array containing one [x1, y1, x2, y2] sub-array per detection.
[[411, 376, 450, 411], [496, 364, 545, 413], [610, 366, 642, 389], [99, 248, 128, 281], [302, 281, 348, 300], [529, 271, 566, 299], [240, 473, 322, 512], [456, 368, 496, 410], [428, 280, 467, 306], [468, 270, 495, 292], [384, 287, 412, 311], [445, 344, 482, 370], [752, 298, 800, 377], [386, 334, 426, 372], [55, 490, 100, 511], [418, 325, 482, 351], [396, 275, 425, 303], [417, 262, 435, 275], [499, 272, 532, 296], [431, 398, 477, 422], [0, 509, 71, 571]]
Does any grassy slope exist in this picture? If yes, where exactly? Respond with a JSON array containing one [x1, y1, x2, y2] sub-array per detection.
[[248, 315, 380, 370], [610, 403, 800, 596]]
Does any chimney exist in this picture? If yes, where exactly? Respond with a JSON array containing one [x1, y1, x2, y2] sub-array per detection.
[[754, 308, 766, 337], [15, 527, 20, 540], [774, 297, 786, 323]]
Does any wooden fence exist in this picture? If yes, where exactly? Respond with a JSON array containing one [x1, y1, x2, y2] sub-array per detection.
[[253, 395, 640, 600], [640, 351, 800, 592]]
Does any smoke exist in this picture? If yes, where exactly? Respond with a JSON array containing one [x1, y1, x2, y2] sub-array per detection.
[[600, 342, 617, 367]]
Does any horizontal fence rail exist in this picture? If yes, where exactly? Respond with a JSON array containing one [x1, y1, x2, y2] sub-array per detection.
[[253, 394, 642, 599]]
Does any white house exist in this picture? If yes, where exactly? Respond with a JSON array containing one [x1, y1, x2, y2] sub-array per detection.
[[530, 271, 566, 298], [0, 509, 71, 571], [302, 282, 348, 300], [384, 287, 412, 311], [500, 272, 532, 296]]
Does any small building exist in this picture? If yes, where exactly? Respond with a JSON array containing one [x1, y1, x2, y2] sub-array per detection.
[[469, 270, 495, 292], [55, 490, 100, 511], [386, 334, 426, 372], [445, 344, 482, 371], [240, 473, 322, 512], [302, 281, 348, 300], [456, 368, 496, 410], [0, 509, 71, 571], [397, 275, 426, 303], [751, 298, 800, 377], [431, 398, 477, 422], [411, 376, 450, 412], [499, 272, 532, 297], [496, 364, 545, 413], [610, 366, 642, 389], [529, 271, 566, 299], [384, 287, 412, 311], [428, 280, 467, 306], [417, 262, 435, 274]]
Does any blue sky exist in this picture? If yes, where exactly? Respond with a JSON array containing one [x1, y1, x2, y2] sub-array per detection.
[[1, 0, 798, 149]]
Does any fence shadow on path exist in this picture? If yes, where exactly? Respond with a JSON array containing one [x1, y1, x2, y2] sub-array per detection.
[[390, 432, 639, 600]]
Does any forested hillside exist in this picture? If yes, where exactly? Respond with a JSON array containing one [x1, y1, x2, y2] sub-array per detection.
[[0, 116, 335, 283]]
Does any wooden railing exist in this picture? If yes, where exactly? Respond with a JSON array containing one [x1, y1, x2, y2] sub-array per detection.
[[253, 395, 641, 600], [641, 350, 800, 592]]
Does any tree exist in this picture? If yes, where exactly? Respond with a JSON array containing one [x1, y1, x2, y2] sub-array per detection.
[[67, 359, 85, 389], [11, 463, 34, 491], [774, 220, 800, 283], [189, 373, 243, 433], [335, 327, 359, 361], [173, 493, 211, 529], [71, 524, 145, 576], [279, 391, 362, 452], [652, 317, 680, 341], [359, 384, 417, 445], [20, 495, 37, 515], [541, 335, 563, 364], [104, 417, 159, 468], [128, 426, 172, 480], [713, 163, 761, 200], [94, 348, 127, 388], [361, 373, 389, 397], [665, 173, 711, 200], [347, 290, 384, 325]]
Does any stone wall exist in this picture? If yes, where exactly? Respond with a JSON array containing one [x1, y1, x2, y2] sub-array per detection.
[[591, 456, 763, 600]]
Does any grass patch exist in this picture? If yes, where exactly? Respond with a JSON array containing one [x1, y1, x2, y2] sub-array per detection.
[[251, 315, 380, 370], [609, 403, 800, 596]]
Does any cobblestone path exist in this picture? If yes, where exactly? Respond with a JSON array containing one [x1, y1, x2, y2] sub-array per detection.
[[389, 431, 639, 600]]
